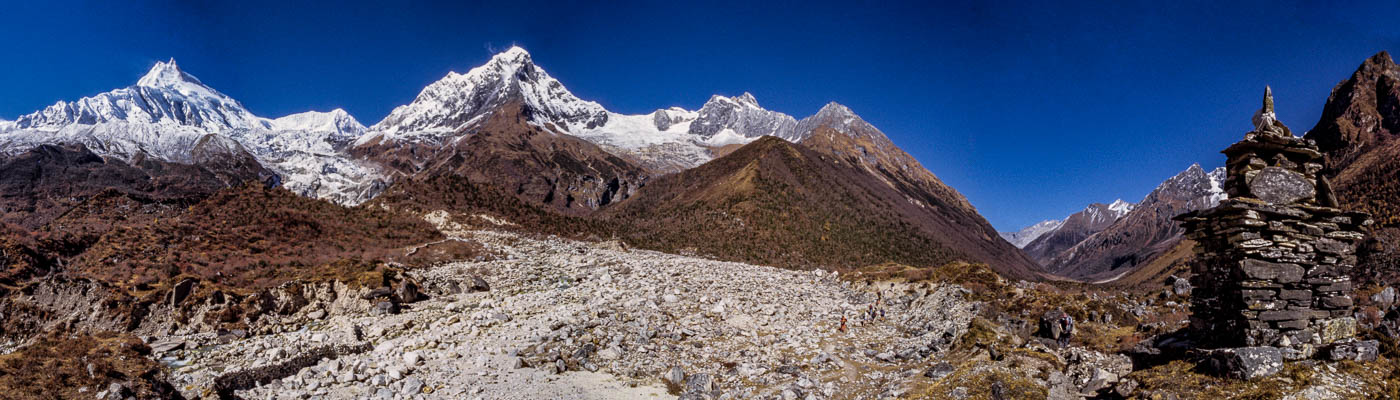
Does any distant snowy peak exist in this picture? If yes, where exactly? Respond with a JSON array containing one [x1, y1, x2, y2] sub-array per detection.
[[273, 109, 366, 137], [369, 46, 607, 138], [1108, 198, 1134, 215], [11, 59, 270, 133], [1080, 199, 1135, 225], [1150, 163, 1228, 207], [1001, 219, 1065, 248], [1008, 197, 1133, 250], [688, 93, 800, 142]]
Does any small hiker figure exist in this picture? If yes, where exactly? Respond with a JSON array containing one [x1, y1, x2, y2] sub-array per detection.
[[878, 307, 885, 320], [839, 315, 848, 333], [1058, 314, 1075, 348]]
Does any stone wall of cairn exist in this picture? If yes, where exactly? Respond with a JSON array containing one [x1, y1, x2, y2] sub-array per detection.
[[1176, 88, 1372, 359]]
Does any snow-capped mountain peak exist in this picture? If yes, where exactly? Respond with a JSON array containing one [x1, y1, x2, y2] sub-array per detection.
[[0, 58, 384, 206], [138, 58, 198, 88], [7, 58, 268, 133], [1107, 199, 1134, 215], [368, 46, 607, 138], [492, 45, 532, 64]]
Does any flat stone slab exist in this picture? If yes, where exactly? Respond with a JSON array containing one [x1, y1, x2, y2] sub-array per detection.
[[1247, 166, 1315, 205]]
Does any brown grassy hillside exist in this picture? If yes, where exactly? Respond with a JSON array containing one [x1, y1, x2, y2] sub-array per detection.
[[603, 136, 1041, 279], [68, 184, 443, 291]]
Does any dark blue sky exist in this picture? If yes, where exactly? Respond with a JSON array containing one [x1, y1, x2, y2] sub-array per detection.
[[2, 1, 1397, 231]]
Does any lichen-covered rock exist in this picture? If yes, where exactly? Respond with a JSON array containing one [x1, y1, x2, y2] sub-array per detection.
[[1205, 347, 1283, 380], [1247, 167, 1315, 205]]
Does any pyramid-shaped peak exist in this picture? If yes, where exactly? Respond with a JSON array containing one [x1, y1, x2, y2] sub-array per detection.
[[1366, 50, 1395, 67], [490, 46, 533, 64], [137, 58, 204, 88], [818, 101, 854, 115]]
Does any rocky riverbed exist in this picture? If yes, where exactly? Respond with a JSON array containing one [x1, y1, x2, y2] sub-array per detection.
[[156, 226, 982, 399]]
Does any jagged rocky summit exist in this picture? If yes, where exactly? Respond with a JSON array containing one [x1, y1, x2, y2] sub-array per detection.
[[1175, 87, 1377, 377]]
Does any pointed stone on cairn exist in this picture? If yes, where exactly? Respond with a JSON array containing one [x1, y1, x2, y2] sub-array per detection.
[[1251, 86, 1292, 138]]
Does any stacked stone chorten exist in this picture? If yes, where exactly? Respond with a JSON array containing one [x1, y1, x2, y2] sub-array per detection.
[[1176, 87, 1372, 359]]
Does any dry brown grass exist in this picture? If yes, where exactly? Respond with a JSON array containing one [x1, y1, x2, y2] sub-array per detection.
[[0, 332, 181, 400]]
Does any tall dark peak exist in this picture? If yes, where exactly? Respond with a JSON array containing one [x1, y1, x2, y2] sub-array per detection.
[[1305, 51, 1400, 285], [1304, 51, 1400, 167]]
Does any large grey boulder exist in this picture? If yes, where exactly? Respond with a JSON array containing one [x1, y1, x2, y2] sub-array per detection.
[[1325, 340, 1380, 362], [1204, 347, 1283, 380], [924, 362, 955, 380]]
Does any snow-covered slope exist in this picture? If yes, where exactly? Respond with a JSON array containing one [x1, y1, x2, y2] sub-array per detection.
[[1000, 219, 1065, 248], [272, 109, 366, 139], [232, 109, 385, 205], [0, 60, 383, 206]]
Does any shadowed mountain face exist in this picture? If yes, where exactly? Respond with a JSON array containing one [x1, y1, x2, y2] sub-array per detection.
[[1305, 51, 1400, 285], [602, 136, 1044, 280], [353, 101, 648, 215]]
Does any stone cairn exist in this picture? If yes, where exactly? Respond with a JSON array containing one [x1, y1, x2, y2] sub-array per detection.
[[1175, 87, 1376, 376]]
